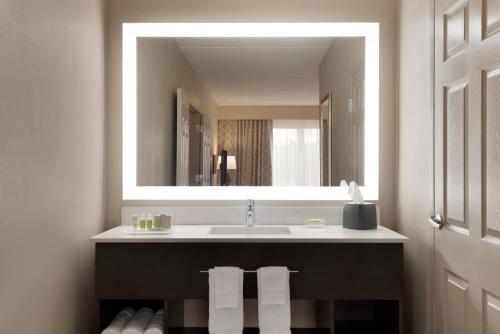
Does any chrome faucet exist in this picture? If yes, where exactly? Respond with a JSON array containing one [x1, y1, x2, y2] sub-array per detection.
[[246, 199, 255, 227]]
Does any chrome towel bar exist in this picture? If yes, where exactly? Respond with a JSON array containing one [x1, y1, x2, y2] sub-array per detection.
[[200, 270, 299, 273]]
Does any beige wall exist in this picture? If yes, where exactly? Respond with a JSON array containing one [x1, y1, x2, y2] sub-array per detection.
[[397, 0, 435, 333], [137, 38, 217, 186], [105, 0, 399, 229], [0, 0, 105, 333], [319, 37, 365, 185], [218, 105, 318, 120]]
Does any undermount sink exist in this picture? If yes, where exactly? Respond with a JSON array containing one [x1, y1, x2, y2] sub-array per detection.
[[209, 226, 291, 235]]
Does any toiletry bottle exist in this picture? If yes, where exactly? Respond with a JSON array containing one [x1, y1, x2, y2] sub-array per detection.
[[131, 215, 139, 230], [146, 214, 153, 230], [139, 213, 147, 230], [154, 215, 162, 230]]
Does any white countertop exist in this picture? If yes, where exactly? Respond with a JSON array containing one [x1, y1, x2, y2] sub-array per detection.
[[91, 225, 408, 243]]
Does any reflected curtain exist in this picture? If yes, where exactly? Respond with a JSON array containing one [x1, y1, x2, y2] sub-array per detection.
[[272, 119, 320, 186], [218, 120, 273, 186]]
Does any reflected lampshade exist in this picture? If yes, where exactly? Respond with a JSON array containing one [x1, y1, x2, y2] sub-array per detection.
[[217, 155, 237, 170]]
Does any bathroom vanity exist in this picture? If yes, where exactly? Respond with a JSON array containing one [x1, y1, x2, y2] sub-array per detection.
[[92, 225, 406, 334], [101, 21, 402, 334]]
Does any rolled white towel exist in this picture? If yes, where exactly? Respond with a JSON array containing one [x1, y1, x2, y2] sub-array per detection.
[[122, 307, 154, 334], [144, 309, 165, 334], [101, 307, 135, 334]]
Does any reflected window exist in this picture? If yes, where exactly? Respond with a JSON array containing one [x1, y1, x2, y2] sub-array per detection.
[[272, 120, 320, 186]]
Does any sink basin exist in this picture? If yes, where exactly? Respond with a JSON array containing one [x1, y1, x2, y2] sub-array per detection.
[[209, 226, 291, 235]]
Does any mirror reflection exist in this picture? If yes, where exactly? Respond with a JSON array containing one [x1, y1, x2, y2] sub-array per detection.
[[136, 37, 365, 187]]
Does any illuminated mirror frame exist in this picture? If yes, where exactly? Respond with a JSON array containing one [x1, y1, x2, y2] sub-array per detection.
[[123, 23, 379, 200]]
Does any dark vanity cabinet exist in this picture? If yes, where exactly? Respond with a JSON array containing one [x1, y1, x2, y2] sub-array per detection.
[[95, 242, 403, 334]]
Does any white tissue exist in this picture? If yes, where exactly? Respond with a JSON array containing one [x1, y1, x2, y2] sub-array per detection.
[[340, 180, 364, 204], [348, 181, 364, 204]]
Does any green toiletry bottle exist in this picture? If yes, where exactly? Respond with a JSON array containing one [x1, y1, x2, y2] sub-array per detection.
[[146, 214, 153, 230], [139, 213, 146, 230]]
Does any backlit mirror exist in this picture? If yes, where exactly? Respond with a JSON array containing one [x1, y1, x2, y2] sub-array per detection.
[[123, 23, 378, 200]]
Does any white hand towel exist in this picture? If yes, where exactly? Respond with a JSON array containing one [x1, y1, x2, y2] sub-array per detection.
[[258, 267, 291, 334], [214, 267, 241, 309], [209, 267, 244, 334], [259, 267, 288, 305], [122, 307, 154, 334], [144, 309, 165, 334], [102, 307, 135, 334]]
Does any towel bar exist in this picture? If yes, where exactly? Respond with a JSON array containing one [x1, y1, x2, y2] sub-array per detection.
[[200, 270, 299, 273]]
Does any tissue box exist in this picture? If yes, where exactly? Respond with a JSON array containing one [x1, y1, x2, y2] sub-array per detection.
[[342, 202, 377, 230]]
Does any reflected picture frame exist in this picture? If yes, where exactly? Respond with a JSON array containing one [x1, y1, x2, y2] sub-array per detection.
[[320, 92, 333, 187]]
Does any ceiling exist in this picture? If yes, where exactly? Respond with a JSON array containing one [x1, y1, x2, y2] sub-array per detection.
[[175, 37, 333, 106]]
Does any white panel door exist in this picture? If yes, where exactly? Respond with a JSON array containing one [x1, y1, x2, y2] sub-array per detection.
[[176, 88, 190, 186], [434, 0, 500, 333]]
